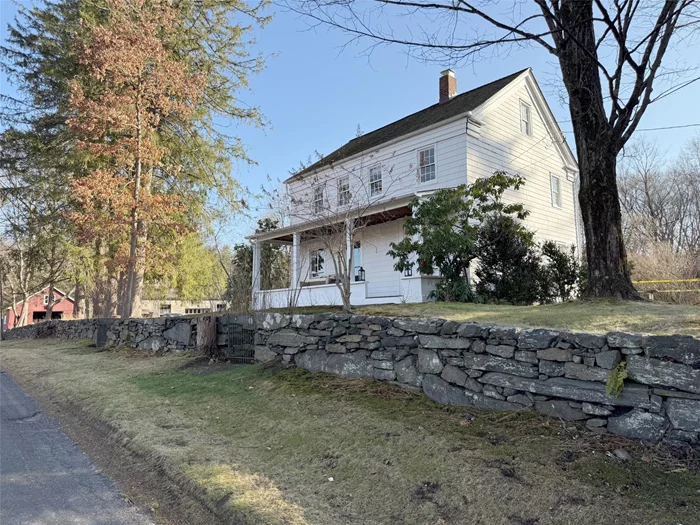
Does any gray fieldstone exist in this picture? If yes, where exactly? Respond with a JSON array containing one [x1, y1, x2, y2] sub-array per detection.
[[583, 357, 596, 367], [483, 384, 505, 400], [643, 335, 700, 366], [518, 329, 558, 349], [564, 362, 610, 383], [137, 336, 166, 351], [652, 389, 700, 401], [393, 317, 442, 334], [261, 313, 290, 331], [457, 323, 484, 338], [489, 326, 520, 341], [478, 373, 651, 408], [537, 348, 574, 362], [572, 355, 583, 364], [417, 349, 444, 374], [514, 350, 538, 364], [325, 351, 374, 379], [463, 353, 538, 378], [573, 333, 606, 350], [254, 346, 277, 363], [380, 336, 418, 348], [337, 334, 363, 343], [395, 356, 422, 387], [464, 390, 524, 411], [326, 343, 347, 354], [539, 360, 565, 377], [440, 321, 459, 336], [371, 350, 393, 360], [507, 394, 534, 407], [267, 330, 318, 348], [665, 398, 700, 432], [582, 403, 613, 416], [441, 364, 468, 387], [162, 322, 192, 344], [596, 350, 622, 370], [626, 356, 700, 394], [607, 332, 643, 349], [666, 429, 699, 445], [607, 409, 667, 442], [373, 360, 394, 370], [485, 345, 515, 359], [422, 375, 471, 406], [373, 369, 396, 381], [418, 335, 471, 350], [386, 327, 405, 337], [464, 378, 483, 393], [290, 315, 312, 329], [471, 340, 486, 353], [535, 400, 589, 421]]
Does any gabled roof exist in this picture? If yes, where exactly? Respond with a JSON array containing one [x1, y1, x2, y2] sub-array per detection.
[[285, 68, 528, 183], [3, 286, 74, 310]]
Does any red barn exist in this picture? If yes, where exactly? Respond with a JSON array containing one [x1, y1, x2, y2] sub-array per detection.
[[2, 287, 75, 331]]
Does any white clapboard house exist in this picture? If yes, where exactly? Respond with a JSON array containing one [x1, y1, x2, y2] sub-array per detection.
[[249, 68, 580, 309]]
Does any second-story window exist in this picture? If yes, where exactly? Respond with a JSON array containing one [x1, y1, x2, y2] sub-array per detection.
[[312, 185, 324, 214], [369, 166, 382, 196], [419, 147, 436, 183], [337, 176, 351, 206]]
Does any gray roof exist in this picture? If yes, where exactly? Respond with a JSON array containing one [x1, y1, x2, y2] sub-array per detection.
[[286, 69, 528, 183]]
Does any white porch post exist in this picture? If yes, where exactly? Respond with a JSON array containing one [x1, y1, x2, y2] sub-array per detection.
[[291, 232, 301, 288], [345, 219, 352, 277], [251, 239, 261, 309]]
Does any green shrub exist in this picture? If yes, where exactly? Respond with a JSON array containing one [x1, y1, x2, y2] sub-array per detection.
[[540, 241, 581, 302], [606, 362, 628, 397]]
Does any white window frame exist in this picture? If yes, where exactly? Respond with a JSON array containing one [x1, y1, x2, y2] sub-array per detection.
[[418, 146, 436, 183], [550, 173, 562, 208], [312, 185, 324, 215], [43, 294, 54, 305], [369, 165, 383, 196], [310, 249, 325, 279], [520, 101, 532, 136], [337, 176, 351, 206]]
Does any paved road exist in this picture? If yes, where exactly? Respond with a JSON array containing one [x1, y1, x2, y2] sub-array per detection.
[[0, 370, 153, 525]]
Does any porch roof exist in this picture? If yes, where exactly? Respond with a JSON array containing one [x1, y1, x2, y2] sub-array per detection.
[[248, 195, 415, 244]]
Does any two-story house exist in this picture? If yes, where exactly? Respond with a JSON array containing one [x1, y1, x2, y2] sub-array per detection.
[[249, 68, 580, 309]]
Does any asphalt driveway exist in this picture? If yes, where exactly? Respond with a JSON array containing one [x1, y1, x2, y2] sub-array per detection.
[[0, 370, 153, 525]]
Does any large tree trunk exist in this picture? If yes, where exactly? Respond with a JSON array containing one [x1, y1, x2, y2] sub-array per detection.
[[556, 0, 641, 300]]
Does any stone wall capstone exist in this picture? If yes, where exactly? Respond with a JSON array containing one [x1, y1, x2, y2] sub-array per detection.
[[251, 313, 700, 445]]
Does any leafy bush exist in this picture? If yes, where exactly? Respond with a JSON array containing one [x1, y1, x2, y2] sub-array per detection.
[[474, 213, 544, 305], [540, 241, 581, 301]]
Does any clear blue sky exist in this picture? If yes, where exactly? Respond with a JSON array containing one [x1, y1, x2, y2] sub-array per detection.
[[3, 1, 700, 243]]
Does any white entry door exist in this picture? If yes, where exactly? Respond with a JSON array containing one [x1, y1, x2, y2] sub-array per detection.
[[363, 221, 402, 298]]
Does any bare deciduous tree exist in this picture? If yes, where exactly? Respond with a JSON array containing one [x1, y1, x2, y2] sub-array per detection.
[[286, 0, 700, 299]]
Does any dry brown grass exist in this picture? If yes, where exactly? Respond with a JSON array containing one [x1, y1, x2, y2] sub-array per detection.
[[1, 338, 698, 525]]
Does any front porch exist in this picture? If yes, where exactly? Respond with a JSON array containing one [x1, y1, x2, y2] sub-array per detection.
[[248, 201, 441, 309]]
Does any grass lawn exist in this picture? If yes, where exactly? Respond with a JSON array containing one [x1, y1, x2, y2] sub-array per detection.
[[2, 338, 699, 525], [356, 300, 700, 337]]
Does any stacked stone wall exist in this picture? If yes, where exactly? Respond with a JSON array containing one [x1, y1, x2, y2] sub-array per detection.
[[253, 313, 700, 444]]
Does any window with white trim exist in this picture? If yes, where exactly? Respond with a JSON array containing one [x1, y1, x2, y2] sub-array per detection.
[[310, 249, 325, 278], [369, 166, 382, 196], [43, 294, 54, 305], [520, 101, 531, 136], [550, 174, 562, 208], [418, 147, 436, 183], [312, 185, 324, 214], [337, 176, 350, 206]]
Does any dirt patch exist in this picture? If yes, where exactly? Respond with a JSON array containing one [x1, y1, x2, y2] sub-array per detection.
[[3, 368, 224, 525]]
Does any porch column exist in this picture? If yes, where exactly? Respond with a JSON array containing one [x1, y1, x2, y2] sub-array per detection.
[[291, 232, 301, 288], [251, 239, 261, 309], [345, 219, 353, 277]]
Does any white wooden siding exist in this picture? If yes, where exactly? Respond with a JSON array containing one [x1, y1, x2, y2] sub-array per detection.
[[286, 118, 468, 225], [361, 220, 404, 297], [468, 79, 579, 249]]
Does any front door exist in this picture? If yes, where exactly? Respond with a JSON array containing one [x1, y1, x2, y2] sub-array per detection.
[[363, 221, 402, 298]]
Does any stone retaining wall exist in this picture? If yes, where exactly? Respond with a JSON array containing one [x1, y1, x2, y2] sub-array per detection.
[[253, 313, 700, 444], [5, 312, 699, 443], [2, 316, 197, 352]]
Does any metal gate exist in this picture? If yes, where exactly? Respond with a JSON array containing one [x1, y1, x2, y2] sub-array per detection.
[[225, 315, 256, 364]]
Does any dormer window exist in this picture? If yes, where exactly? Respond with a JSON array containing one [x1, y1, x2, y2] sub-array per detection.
[[418, 147, 436, 183], [520, 101, 532, 136]]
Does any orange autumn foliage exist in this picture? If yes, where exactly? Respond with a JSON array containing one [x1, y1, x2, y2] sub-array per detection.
[[67, 0, 206, 313]]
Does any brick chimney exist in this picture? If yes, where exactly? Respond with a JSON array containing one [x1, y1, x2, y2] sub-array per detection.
[[439, 69, 457, 103]]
